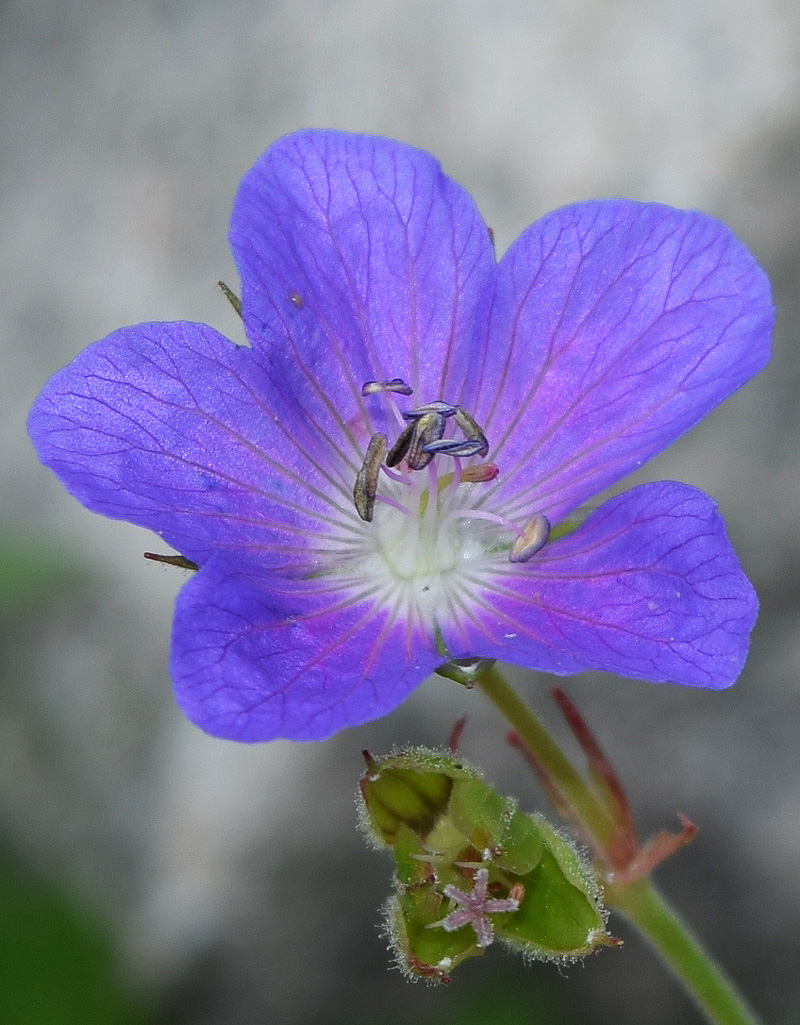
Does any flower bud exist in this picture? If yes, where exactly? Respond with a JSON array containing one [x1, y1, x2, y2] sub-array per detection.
[[359, 749, 612, 982]]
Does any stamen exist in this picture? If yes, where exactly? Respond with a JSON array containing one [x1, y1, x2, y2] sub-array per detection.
[[144, 552, 199, 571], [461, 462, 499, 483], [217, 281, 242, 319], [454, 407, 489, 458], [402, 400, 458, 420], [406, 412, 446, 470], [361, 378, 413, 396], [436, 462, 499, 492], [509, 514, 551, 563], [423, 438, 486, 458], [386, 422, 414, 467], [353, 433, 388, 522]]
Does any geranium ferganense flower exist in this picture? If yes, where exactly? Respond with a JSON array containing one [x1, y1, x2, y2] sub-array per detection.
[[28, 131, 773, 742]]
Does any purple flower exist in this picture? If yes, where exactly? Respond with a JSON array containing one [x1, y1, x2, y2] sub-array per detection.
[[28, 131, 773, 742]]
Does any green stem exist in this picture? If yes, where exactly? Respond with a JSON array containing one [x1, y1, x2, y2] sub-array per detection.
[[474, 663, 763, 1025], [608, 879, 762, 1025], [475, 662, 614, 846]]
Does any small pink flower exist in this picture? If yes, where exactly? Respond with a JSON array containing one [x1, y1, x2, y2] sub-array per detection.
[[431, 868, 520, 948]]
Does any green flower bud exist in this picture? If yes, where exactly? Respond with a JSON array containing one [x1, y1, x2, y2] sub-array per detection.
[[359, 749, 613, 982]]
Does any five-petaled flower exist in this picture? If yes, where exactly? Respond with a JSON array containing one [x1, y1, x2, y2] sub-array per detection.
[[28, 130, 773, 742]]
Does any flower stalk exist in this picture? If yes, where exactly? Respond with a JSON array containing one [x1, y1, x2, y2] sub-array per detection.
[[608, 879, 762, 1025], [474, 663, 764, 1025], [475, 664, 616, 848]]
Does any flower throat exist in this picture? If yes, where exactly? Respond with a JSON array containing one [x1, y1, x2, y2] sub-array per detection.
[[353, 378, 550, 566]]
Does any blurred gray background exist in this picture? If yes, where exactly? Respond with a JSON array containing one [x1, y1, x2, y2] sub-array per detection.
[[2, 1, 799, 1023]]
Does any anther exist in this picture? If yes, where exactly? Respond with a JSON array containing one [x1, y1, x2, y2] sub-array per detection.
[[385, 422, 414, 467], [422, 438, 487, 458], [454, 407, 489, 458], [361, 378, 414, 396], [509, 514, 551, 563], [406, 411, 446, 470], [218, 281, 242, 319], [402, 400, 458, 420], [354, 433, 388, 522], [461, 462, 499, 483], [144, 552, 199, 571]]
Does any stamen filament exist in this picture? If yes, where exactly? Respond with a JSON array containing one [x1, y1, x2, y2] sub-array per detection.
[[375, 494, 413, 517], [440, 507, 521, 535], [422, 461, 439, 536], [382, 464, 411, 484]]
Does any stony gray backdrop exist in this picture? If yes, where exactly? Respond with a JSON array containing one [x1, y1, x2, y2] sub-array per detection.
[[2, 1, 799, 1023]]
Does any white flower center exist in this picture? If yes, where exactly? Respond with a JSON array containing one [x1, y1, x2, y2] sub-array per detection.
[[347, 459, 509, 622], [315, 384, 549, 643]]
